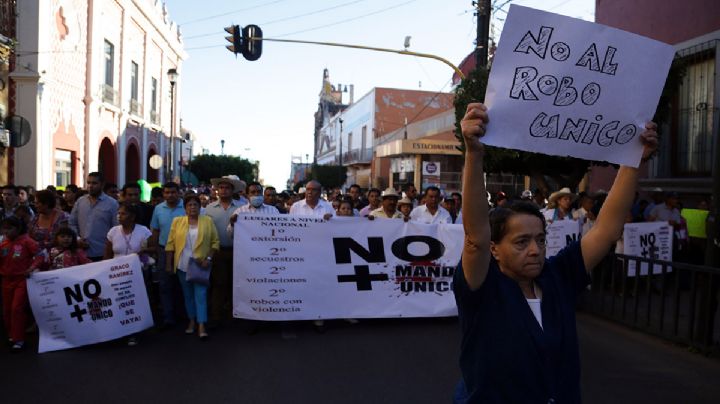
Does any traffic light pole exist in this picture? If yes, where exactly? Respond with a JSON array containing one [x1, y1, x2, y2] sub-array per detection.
[[249, 37, 466, 80]]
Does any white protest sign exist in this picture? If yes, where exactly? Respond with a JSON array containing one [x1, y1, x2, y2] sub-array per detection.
[[546, 219, 581, 257], [232, 215, 464, 320], [27, 255, 153, 353], [484, 5, 674, 167], [623, 222, 673, 276]]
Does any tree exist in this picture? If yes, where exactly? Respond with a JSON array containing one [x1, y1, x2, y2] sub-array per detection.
[[309, 164, 346, 190], [453, 68, 607, 194], [188, 154, 256, 184]]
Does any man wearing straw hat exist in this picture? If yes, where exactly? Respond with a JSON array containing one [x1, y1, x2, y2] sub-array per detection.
[[205, 175, 247, 327], [369, 188, 404, 219], [543, 187, 577, 223]]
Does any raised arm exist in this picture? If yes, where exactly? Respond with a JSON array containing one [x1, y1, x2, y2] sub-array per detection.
[[460, 103, 492, 290], [581, 123, 658, 271]]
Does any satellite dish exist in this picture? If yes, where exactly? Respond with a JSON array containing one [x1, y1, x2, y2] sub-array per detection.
[[4, 115, 32, 148], [149, 154, 163, 169]]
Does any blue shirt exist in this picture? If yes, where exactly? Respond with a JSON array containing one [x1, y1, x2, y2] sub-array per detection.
[[205, 199, 247, 247], [150, 201, 185, 246], [69, 193, 119, 258], [453, 242, 589, 403]]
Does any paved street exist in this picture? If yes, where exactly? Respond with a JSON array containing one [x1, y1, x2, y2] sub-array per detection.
[[2, 313, 720, 403]]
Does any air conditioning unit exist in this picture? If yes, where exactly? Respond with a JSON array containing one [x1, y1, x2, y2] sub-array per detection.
[[0, 128, 10, 148]]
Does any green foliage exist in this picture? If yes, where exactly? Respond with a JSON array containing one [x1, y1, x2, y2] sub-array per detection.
[[453, 67, 598, 191], [309, 164, 346, 190], [188, 154, 256, 184]]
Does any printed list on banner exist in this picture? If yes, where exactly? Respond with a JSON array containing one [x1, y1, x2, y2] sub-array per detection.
[[27, 254, 153, 353], [546, 219, 581, 257], [483, 5, 674, 167], [232, 215, 464, 321], [622, 222, 673, 276]]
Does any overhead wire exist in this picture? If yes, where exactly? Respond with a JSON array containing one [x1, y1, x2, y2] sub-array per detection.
[[183, 0, 369, 40], [179, 0, 290, 26]]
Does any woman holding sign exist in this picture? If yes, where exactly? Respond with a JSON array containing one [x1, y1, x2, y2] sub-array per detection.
[[453, 103, 657, 403]]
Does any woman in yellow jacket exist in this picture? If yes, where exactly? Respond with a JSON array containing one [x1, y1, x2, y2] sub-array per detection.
[[165, 193, 219, 340]]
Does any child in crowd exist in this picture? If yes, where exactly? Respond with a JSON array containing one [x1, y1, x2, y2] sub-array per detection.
[[44, 227, 92, 270], [398, 197, 413, 220], [0, 216, 44, 351], [336, 200, 354, 217]]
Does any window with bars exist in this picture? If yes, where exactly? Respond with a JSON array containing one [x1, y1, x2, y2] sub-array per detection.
[[672, 47, 717, 176]]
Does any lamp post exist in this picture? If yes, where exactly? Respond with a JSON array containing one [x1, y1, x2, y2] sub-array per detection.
[[167, 68, 179, 182], [338, 118, 344, 188]]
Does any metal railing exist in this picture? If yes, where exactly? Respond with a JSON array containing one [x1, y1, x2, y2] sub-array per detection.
[[101, 84, 119, 106], [342, 148, 373, 165], [579, 254, 720, 353]]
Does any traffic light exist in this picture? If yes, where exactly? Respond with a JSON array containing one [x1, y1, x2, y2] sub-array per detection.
[[241, 25, 263, 61], [224, 25, 242, 55]]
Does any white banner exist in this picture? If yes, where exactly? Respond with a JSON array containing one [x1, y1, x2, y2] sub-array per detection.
[[232, 215, 464, 320], [546, 219, 581, 257], [27, 255, 153, 353], [623, 222, 673, 276], [484, 5, 674, 167]]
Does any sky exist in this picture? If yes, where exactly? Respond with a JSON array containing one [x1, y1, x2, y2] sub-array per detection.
[[167, 0, 595, 188]]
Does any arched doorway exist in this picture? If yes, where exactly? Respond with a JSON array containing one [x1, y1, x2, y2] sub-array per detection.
[[147, 148, 159, 183], [98, 137, 117, 184], [125, 143, 140, 183]]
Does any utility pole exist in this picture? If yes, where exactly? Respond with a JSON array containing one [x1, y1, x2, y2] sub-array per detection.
[[475, 0, 492, 71]]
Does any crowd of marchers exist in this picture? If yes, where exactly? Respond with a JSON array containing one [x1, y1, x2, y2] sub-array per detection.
[[0, 174, 463, 352], [0, 169, 707, 352]]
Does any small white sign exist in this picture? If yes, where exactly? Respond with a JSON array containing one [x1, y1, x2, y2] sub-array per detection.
[[623, 222, 673, 276], [27, 255, 153, 353], [546, 219, 581, 257], [422, 161, 441, 177], [483, 5, 674, 167]]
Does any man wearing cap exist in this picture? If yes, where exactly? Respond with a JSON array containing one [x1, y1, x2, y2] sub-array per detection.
[[205, 175, 248, 327], [544, 187, 576, 223], [369, 188, 404, 219], [410, 186, 452, 224]]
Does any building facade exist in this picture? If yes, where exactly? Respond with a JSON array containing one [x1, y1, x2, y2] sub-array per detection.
[[589, 0, 720, 200], [9, 0, 185, 188], [0, 0, 16, 185], [314, 71, 456, 191]]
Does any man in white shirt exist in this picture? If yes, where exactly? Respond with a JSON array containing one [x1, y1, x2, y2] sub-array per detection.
[[228, 182, 280, 235], [289, 180, 334, 220], [410, 186, 452, 224]]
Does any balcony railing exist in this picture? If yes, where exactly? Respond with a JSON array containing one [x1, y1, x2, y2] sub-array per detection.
[[101, 84, 119, 107], [129, 99, 142, 117], [340, 147, 373, 165], [150, 110, 160, 126]]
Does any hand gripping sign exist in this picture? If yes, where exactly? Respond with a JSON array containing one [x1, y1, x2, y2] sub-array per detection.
[[483, 5, 674, 167]]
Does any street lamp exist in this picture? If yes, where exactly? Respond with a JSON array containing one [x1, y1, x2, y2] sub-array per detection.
[[167, 68, 179, 181]]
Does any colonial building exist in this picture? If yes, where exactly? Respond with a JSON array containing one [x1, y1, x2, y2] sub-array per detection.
[[9, 0, 186, 188], [314, 70, 456, 190], [0, 0, 16, 185]]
